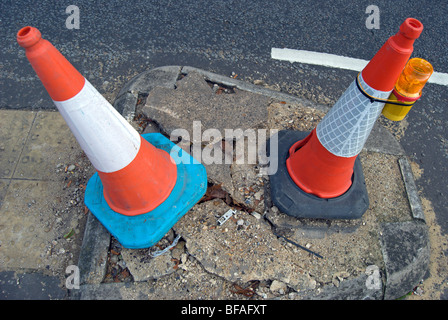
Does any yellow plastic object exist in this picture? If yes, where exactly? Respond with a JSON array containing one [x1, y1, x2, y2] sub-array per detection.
[[382, 58, 433, 121], [381, 92, 415, 121]]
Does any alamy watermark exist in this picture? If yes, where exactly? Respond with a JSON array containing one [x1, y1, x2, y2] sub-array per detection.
[[65, 5, 80, 29], [365, 5, 380, 30], [365, 265, 382, 290], [64, 4, 380, 31], [65, 265, 80, 289], [168, 121, 279, 175]]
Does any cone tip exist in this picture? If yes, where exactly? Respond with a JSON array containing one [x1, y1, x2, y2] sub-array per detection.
[[17, 26, 42, 48], [400, 18, 423, 40]]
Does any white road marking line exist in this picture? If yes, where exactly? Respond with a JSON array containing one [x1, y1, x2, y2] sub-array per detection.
[[271, 48, 448, 87]]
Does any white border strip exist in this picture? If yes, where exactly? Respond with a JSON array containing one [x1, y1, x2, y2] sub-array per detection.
[[54, 79, 141, 173], [271, 48, 448, 86]]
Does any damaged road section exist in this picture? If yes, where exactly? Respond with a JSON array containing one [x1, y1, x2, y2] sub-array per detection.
[[74, 66, 429, 300]]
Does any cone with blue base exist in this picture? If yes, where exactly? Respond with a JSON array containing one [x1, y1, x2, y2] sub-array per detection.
[[85, 133, 207, 248], [17, 26, 207, 248]]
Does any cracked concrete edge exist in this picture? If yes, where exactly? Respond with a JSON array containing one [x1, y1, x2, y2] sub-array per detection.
[[374, 157, 430, 300], [73, 212, 111, 299], [379, 220, 430, 300], [181, 66, 331, 113], [297, 272, 385, 300], [398, 157, 426, 222], [77, 212, 111, 285], [75, 66, 429, 300]]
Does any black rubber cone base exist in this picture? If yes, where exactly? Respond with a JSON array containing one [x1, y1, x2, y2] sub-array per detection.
[[267, 130, 369, 220]]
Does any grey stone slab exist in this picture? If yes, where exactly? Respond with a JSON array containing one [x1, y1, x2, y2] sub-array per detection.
[[0, 179, 85, 273], [0, 271, 66, 300], [0, 110, 36, 179], [13, 111, 81, 181], [79, 282, 127, 300], [379, 221, 430, 300], [115, 66, 181, 98], [364, 122, 406, 156], [398, 157, 426, 221], [78, 212, 110, 285]]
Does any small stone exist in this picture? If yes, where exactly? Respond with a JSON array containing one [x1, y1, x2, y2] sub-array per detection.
[[309, 278, 317, 289], [251, 212, 262, 219], [270, 280, 287, 293], [110, 255, 119, 264], [413, 286, 424, 296], [67, 165, 76, 172], [332, 277, 340, 287], [254, 190, 263, 200], [117, 260, 127, 269]]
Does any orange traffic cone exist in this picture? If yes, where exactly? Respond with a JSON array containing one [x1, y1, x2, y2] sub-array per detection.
[[269, 18, 423, 219], [17, 26, 207, 248], [17, 26, 177, 216]]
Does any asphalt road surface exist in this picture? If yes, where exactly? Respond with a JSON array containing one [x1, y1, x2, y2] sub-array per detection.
[[1, 0, 447, 293]]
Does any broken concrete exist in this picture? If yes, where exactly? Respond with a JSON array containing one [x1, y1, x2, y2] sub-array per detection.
[[174, 199, 317, 292], [72, 66, 430, 300], [142, 71, 270, 139], [380, 221, 430, 300]]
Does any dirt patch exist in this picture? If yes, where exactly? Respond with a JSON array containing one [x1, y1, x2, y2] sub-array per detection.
[[405, 161, 448, 299]]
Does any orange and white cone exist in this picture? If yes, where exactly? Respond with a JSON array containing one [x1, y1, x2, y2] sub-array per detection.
[[18, 26, 208, 248], [286, 18, 423, 198], [16, 26, 178, 215]]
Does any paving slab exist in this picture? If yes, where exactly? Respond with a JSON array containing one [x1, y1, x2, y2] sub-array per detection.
[[74, 66, 429, 300], [380, 221, 430, 300], [0, 110, 36, 179], [13, 111, 80, 181], [0, 270, 66, 300], [0, 110, 92, 299]]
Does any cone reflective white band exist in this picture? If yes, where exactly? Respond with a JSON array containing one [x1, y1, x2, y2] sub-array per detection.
[[53, 79, 141, 173], [316, 74, 391, 158]]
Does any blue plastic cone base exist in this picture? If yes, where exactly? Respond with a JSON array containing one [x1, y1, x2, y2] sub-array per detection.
[[84, 133, 207, 249], [268, 130, 369, 220]]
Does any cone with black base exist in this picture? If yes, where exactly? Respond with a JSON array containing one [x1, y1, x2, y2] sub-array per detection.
[[269, 18, 423, 219]]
